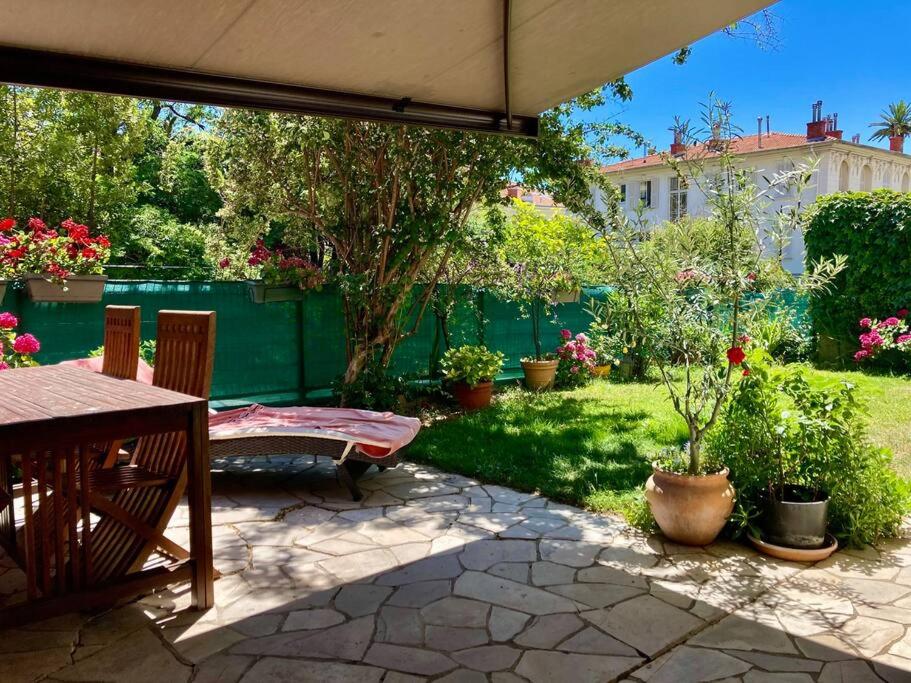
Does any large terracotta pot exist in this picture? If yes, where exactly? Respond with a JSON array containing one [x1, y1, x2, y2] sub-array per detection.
[[24, 274, 107, 303], [450, 380, 493, 411], [521, 359, 558, 391], [645, 465, 735, 546]]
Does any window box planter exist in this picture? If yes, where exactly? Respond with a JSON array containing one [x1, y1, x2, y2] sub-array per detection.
[[247, 280, 304, 304], [24, 274, 107, 303], [553, 289, 580, 304]]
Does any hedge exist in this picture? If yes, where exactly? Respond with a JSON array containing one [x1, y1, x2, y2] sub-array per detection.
[[805, 190, 911, 365]]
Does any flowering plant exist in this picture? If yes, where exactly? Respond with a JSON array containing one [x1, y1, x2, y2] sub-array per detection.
[[441, 345, 504, 387], [243, 239, 325, 291], [0, 312, 40, 370], [0, 217, 111, 284], [554, 329, 596, 388], [853, 308, 911, 362]]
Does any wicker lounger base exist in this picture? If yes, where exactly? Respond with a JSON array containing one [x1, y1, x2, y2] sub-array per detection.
[[210, 434, 400, 501]]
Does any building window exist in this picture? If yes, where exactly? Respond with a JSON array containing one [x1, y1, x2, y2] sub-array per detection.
[[639, 180, 653, 208], [903, 172, 910, 193], [838, 160, 850, 192], [619, 184, 626, 204], [861, 164, 873, 192], [669, 176, 688, 221]]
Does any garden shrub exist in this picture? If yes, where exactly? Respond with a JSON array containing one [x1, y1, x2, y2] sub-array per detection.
[[805, 190, 911, 366], [708, 354, 908, 546]]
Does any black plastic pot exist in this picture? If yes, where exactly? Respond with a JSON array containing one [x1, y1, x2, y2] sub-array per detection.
[[762, 485, 829, 549]]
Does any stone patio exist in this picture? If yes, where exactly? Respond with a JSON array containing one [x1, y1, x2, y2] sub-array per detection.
[[2, 455, 911, 682]]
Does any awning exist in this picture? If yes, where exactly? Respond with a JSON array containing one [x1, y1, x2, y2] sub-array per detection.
[[0, 0, 772, 136]]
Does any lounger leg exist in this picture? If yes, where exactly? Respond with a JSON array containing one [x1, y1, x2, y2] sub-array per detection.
[[337, 460, 372, 501]]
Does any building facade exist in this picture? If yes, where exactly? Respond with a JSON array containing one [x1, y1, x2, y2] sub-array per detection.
[[595, 107, 911, 273]]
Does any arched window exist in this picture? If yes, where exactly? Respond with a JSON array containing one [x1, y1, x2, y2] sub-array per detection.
[[903, 172, 910, 192], [839, 160, 850, 191], [861, 164, 873, 191], [882, 169, 892, 190]]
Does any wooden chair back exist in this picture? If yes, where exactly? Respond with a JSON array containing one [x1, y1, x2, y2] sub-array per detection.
[[101, 306, 141, 380]]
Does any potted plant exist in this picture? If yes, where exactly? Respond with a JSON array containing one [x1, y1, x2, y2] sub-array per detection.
[[555, 329, 596, 386], [593, 100, 844, 545], [441, 344, 504, 411], [8, 218, 111, 303], [852, 308, 911, 364], [245, 239, 325, 303], [868, 100, 911, 153], [0, 311, 41, 369]]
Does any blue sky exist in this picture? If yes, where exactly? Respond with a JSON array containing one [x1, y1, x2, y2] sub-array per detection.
[[590, 0, 907, 158]]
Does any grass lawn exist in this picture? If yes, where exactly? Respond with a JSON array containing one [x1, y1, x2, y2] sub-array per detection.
[[408, 367, 911, 516]]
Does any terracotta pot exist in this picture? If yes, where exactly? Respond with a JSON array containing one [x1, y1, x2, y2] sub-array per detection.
[[521, 359, 558, 391], [247, 280, 304, 303], [450, 380, 493, 411], [24, 274, 107, 303], [749, 533, 838, 562], [645, 465, 735, 546], [592, 364, 613, 378]]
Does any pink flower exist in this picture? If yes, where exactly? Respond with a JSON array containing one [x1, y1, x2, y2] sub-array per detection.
[[746, 272, 757, 282], [859, 331, 884, 348], [738, 334, 751, 345], [898, 308, 909, 318], [897, 334, 911, 345], [859, 318, 872, 329], [12, 333, 40, 355], [0, 312, 18, 329], [570, 366, 579, 374], [219, 257, 230, 269], [575, 333, 588, 343], [0, 361, 8, 371], [854, 349, 871, 362], [560, 329, 572, 340], [879, 317, 901, 328]]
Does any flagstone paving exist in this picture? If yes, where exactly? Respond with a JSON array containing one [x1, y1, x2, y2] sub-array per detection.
[[2, 456, 911, 681]]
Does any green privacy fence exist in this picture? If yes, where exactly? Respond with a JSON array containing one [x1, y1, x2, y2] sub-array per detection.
[[0, 281, 602, 408]]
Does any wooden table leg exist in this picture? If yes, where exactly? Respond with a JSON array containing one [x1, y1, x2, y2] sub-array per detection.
[[186, 403, 214, 609]]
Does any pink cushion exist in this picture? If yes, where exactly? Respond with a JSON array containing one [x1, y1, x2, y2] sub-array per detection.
[[59, 355, 155, 385]]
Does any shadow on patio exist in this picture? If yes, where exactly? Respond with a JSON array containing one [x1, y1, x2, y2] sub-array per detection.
[[1, 457, 910, 682]]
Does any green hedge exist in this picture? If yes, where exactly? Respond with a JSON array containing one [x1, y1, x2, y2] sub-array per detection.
[[805, 190, 911, 363]]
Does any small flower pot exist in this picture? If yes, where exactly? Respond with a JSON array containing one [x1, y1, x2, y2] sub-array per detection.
[[0, 279, 7, 304], [247, 280, 304, 303], [761, 485, 829, 549], [645, 465, 735, 546], [553, 289, 581, 304], [450, 380, 494, 411], [592, 364, 613, 378], [24, 274, 107, 303], [521, 359, 558, 391]]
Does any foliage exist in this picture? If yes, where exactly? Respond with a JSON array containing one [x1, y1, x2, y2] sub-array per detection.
[[591, 99, 843, 475], [497, 200, 608, 360], [109, 205, 215, 280], [90, 339, 156, 366], [441, 345, 504, 387], [0, 217, 110, 283], [246, 238, 325, 290], [0, 311, 40, 369], [853, 307, 911, 363], [747, 292, 813, 363], [585, 292, 653, 376], [869, 101, 911, 141], [805, 190, 911, 364], [708, 353, 908, 545], [554, 329, 596, 388]]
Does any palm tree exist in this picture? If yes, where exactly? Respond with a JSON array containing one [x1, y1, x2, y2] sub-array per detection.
[[869, 101, 911, 141]]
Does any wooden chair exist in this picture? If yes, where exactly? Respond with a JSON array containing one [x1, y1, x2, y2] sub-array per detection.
[[101, 305, 141, 380], [86, 310, 215, 581]]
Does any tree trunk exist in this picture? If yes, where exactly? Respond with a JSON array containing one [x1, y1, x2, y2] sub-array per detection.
[[8, 86, 18, 218]]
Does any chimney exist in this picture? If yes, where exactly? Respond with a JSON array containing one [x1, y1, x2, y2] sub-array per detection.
[[670, 128, 686, 156], [505, 185, 522, 198], [825, 113, 843, 140], [890, 136, 905, 153], [757, 116, 763, 148], [852, 133, 861, 144], [806, 100, 828, 141]]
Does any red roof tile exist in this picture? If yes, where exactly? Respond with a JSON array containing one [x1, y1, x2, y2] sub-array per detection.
[[601, 133, 826, 173]]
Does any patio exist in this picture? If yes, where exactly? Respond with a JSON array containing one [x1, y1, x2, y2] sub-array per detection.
[[3, 456, 909, 683]]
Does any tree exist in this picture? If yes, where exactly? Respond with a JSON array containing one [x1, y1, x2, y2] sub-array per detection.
[[869, 101, 911, 142], [207, 82, 636, 391]]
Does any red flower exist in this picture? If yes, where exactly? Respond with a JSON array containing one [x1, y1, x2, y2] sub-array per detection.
[[67, 223, 91, 245], [218, 257, 230, 269], [0, 312, 18, 328], [898, 308, 909, 318], [738, 334, 751, 345], [12, 333, 40, 355], [0, 218, 15, 232], [95, 235, 111, 249], [746, 272, 757, 282], [81, 247, 98, 260], [27, 217, 46, 233], [742, 368, 751, 376], [726, 346, 746, 365]]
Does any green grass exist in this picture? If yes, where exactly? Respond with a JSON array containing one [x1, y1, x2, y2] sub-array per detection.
[[408, 367, 911, 515]]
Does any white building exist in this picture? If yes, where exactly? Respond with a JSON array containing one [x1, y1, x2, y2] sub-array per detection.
[[594, 105, 911, 273]]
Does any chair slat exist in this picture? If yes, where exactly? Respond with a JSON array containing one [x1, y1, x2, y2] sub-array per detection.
[[101, 306, 141, 380]]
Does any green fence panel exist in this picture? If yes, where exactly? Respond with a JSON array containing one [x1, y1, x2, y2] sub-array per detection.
[[301, 287, 349, 391]]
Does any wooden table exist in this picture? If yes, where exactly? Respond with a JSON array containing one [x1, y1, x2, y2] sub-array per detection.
[[0, 365, 214, 627]]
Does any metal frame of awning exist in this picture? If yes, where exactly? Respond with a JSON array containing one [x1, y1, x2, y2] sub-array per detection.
[[0, 44, 538, 137]]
